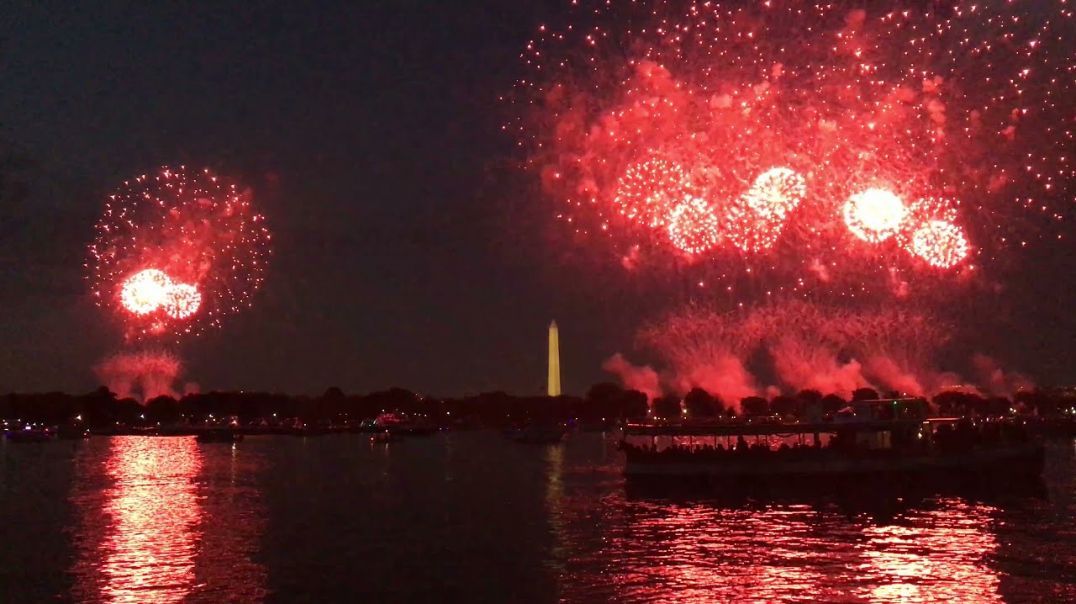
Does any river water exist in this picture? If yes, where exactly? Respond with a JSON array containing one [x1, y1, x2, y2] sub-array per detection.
[[1, 432, 1073, 602]]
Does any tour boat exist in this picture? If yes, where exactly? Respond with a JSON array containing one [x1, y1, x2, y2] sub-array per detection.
[[621, 399, 1044, 483], [4, 425, 55, 443], [372, 412, 437, 436]]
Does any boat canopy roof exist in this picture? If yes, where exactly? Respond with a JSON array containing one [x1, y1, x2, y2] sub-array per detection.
[[625, 419, 922, 437]]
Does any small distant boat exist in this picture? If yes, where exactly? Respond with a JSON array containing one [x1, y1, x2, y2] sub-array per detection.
[[370, 430, 398, 444], [507, 424, 566, 444], [196, 429, 243, 443], [5, 426, 55, 443], [372, 412, 437, 436]]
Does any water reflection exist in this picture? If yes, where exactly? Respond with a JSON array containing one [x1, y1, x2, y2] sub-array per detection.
[[48, 433, 1070, 602], [551, 442, 1013, 602], [857, 500, 1001, 602], [188, 440, 268, 601], [70, 437, 201, 602], [593, 502, 842, 601], [69, 437, 266, 602]]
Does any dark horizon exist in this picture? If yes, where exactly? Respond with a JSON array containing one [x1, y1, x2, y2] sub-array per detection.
[[1, 1, 1074, 398]]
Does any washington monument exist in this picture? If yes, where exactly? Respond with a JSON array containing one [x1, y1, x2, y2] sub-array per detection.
[[547, 320, 561, 397]]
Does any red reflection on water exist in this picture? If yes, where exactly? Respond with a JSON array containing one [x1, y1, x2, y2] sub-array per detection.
[[70, 436, 267, 602], [556, 489, 1005, 602], [857, 499, 1002, 602], [72, 436, 202, 603], [187, 441, 268, 601], [599, 503, 833, 602]]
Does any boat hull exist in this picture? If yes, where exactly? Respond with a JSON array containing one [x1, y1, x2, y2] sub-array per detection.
[[624, 443, 1044, 481]]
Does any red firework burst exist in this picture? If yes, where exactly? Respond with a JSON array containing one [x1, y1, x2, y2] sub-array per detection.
[[743, 167, 806, 223], [161, 283, 203, 320], [119, 269, 173, 316], [842, 188, 908, 244], [909, 220, 970, 269], [725, 167, 806, 253], [510, 0, 1070, 296], [119, 269, 203, 320], [667, 196, 720, 256], [88, 167, 271, 340], [613, 158, 692, 229]]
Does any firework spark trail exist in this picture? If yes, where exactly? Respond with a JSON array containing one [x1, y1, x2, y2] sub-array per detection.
[[88, 167, 271, 341], [618, 300, 971, 401], [510, 1, 1073, 298], [635, 303, 767, 405], [667, 195, 721, 255], [753, 301, 870, 397], [770, 336, 870, 398], [614, 158, 692, 229], [829, 307, 952, 395]]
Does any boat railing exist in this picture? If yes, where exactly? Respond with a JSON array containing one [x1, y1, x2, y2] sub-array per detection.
[[621, 416, 1032, 460], [624, 418, 920, 437]]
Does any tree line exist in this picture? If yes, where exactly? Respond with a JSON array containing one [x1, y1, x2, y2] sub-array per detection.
[[0, 383, 1071, 429]]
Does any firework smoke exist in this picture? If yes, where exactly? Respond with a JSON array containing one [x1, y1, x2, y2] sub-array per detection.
[[632, 303, 768, 406], [94, 351, 189, 402], [605, 300, 1024, 404], [602, 353, 661, 401], [769, 338, 869, 399], [972, 354, 1034, 398]]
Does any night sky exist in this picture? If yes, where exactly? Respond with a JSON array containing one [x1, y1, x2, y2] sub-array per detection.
[[1, 1, 1073, 397], [0, 0, 627, 396]]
